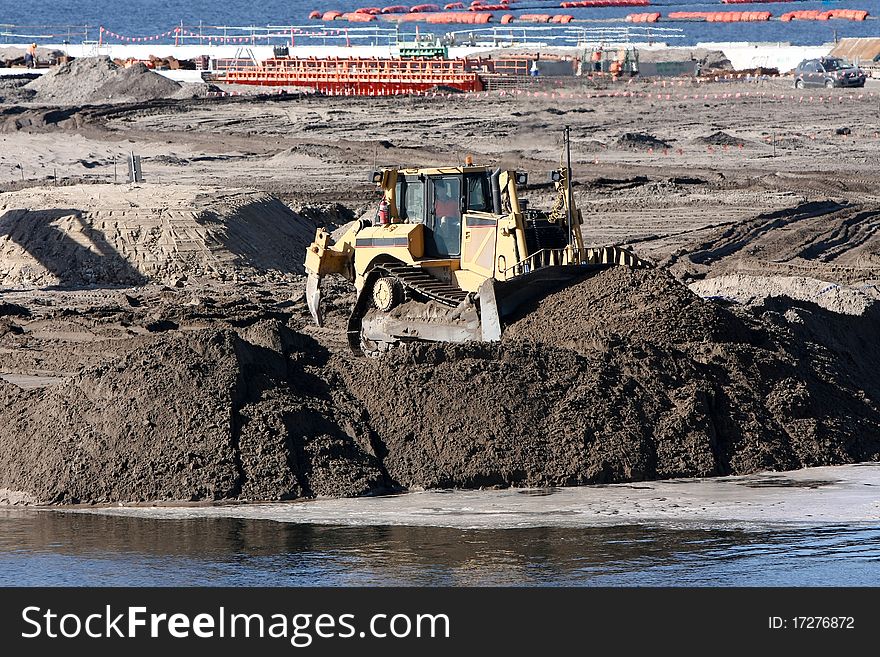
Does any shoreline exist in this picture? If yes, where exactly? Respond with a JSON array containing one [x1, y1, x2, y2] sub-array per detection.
[[1, 40, 837, 72], [50, 463, 880, 530]]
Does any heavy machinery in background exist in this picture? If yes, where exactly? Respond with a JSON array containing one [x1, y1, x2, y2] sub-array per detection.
[[304, 128, 648, 356]]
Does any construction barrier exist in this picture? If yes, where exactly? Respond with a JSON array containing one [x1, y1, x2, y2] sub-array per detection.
[[381, 5, 409, 12], [410, 3, 440, 11]]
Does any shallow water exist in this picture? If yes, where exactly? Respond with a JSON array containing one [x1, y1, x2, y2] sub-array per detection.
[[2, 0, 879, 47], [1, 509, 879, 586]]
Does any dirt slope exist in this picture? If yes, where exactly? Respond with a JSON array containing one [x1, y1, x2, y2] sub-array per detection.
[[0, 184, 319, 286], [26, 57, 181, 105]]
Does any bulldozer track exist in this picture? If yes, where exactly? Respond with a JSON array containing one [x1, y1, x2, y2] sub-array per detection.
[[377, 263, 470, 308]]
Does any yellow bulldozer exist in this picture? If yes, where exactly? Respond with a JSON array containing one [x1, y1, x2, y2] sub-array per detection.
[[304, 133, 647, 356]]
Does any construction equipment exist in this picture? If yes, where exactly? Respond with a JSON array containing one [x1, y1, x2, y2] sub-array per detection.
[[304, 130, 648, 356]]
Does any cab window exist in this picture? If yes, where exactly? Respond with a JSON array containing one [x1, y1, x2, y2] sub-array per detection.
[[429, 176, 462, 257], [403, 177, 425, 224], [466, 174, 492, 212]]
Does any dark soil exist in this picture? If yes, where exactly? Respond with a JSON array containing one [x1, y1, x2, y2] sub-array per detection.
[[616, 133, 671, 151]]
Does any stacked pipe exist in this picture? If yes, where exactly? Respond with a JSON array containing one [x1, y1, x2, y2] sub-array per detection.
[[626, 12, 660, 22]]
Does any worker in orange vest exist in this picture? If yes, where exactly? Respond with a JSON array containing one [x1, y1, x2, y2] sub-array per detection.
[[591, 48, 602, 73]]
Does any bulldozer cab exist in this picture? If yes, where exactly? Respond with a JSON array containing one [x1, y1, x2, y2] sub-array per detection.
[[393, 169, 495, 259]]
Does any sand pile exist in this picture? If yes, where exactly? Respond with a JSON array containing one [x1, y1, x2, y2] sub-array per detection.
[[26, 57, 181, 105], [0, 322, 385, 503], [2, 267, 879, 504], [616, 133, 671, 151], [696, 131, 747, 147], [341, 268, 880, 489], [0, 184, 322, 286]]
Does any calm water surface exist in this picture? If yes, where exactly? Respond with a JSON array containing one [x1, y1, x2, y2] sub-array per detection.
[[1, 509, 878, 586], [1, 0, 879, 46]]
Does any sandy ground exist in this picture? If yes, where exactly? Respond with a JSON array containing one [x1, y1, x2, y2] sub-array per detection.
[[68, 463, 880, 529], [2, 64, 880, 504]]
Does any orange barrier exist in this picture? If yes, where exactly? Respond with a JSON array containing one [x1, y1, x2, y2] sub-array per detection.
[[309, 10, 322, 19], [354, 6, 382, 13], [519, 13, 552, 22], [381, 5, 409, 12], [550, 14, 573, 22], [444, 2, 465, 7], [722, 0, 790, 3], [626, 12, 660, 22], [221, 57, 483, 95], [469, 3, 507, 9], [501, 13, 514, 23], [410, 3, 440, 11], [321, 11, 344, 20]]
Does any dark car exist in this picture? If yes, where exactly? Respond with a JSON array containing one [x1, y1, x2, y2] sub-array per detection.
[[794, 57, 866, 89]]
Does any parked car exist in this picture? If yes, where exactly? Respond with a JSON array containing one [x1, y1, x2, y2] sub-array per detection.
[[794, 57, 866, 89]]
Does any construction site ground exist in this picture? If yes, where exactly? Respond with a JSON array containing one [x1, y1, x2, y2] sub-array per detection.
[[2, 64, 880, 504]]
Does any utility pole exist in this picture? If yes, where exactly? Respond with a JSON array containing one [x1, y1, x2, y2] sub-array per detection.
[[564, 125, 574, 249]]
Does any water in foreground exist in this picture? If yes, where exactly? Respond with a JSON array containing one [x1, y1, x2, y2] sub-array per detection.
[[2, 464, 879, 586]]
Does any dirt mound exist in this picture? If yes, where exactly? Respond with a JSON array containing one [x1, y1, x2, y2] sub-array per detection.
[[340, 268, 880, 488], [26, 57, 181, 105], [696, 131, 746, 147], [0, 184, 322, 286], [616, 133, 671, 151], [2, 267, 879, 504], [0, 323, 385, 503], [689, 274, 880, 316]]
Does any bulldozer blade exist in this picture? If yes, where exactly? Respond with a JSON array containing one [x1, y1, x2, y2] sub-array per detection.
[[478, 279, 502, 342], [306, 273, 323, 327], [492, 264, 608, 319]]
